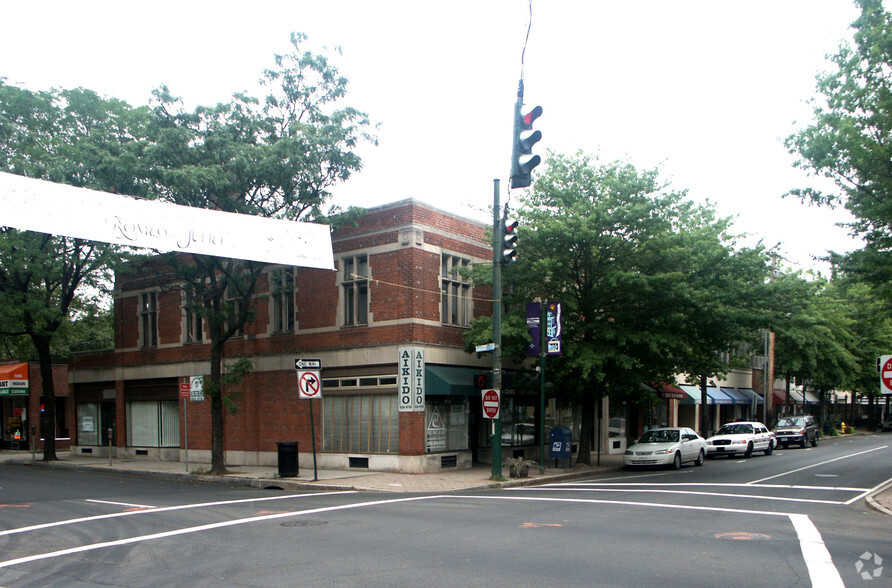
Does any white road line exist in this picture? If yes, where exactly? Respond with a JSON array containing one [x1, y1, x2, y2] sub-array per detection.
[[789, 513, 845, 588], [747, 445, 888, 484], [0, 495, 439, 570], [542, 482, 869, 492], [85, 499, 156, 509], [517, 487, 845, 505], [0, 491, 353, 537], [843, 475, 892, 506]]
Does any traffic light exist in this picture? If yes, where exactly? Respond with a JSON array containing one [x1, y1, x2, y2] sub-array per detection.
[[501, 215, 519, 263], [474, 372, 493, 389], [510, 102, 543, 189]]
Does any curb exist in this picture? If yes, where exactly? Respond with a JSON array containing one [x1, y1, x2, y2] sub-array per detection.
[[865, 479, 892, 517], [5, 458, 624, 494]]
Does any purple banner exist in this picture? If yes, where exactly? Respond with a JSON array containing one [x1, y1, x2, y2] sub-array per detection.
[[526, 301, 562, 356]]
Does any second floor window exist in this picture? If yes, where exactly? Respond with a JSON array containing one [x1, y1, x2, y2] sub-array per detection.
[[184, 293, 203, 343], [343, 255, 368, 326], [441, 254, 471, 326], [271, 268, 295, 333], [140, 292, 158, 348], [225, 286, 245, 338]]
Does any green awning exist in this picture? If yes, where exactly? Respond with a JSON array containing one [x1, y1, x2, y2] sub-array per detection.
[[426, 365, 480, 396]]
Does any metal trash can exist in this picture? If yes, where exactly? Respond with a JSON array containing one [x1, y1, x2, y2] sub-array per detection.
[[277, 441, 299, 477]]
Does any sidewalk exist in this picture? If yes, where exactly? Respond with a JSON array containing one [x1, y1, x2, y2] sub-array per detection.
[[0, 450, 625, 493]]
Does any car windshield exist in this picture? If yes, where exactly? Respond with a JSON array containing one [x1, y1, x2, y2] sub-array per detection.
[[638, 429, 679, 443], [777, 418, 804, 427], [716, 423, 753, 435]]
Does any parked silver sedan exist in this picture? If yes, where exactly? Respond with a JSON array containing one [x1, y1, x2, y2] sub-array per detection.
[[624, 427, 707, 470], [706, 421, 775, 458]]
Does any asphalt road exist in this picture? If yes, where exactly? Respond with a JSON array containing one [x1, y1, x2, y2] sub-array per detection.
[[0, 434, 889, 587]]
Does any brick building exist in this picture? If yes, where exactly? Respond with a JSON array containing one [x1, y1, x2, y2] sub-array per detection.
[[68, 199, 534, 473]]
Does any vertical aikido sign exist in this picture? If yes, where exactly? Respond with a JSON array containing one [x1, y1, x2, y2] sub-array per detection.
[[398, 347, 425, 412]]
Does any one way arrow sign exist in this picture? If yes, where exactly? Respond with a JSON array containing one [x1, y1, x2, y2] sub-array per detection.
[[294, 358, 322, 370]]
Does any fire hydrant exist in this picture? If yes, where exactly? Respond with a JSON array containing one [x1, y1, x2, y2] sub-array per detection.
[[840, 422, 846, 434]]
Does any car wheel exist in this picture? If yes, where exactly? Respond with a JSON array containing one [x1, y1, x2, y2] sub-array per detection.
[[672, 452, 682, 470], [744, 442, 753, 458], [800, 436, 807, 449], [811, 435, 818, 447], [695, 449, 705, 466], [764, 443, 773, 456]]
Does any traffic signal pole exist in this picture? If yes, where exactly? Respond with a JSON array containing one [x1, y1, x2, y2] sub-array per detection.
[[491, 178, 503, 480]]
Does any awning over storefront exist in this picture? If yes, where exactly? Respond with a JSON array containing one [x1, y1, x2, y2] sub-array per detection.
[[720, 387, 753, 405], [644, 381, 687, 400], [788, 389, 820, 404], [0, 362, 29, 396], [772, 390, 786, 406], [737, 388, 764, 405], [679, 385, 734, 405], [426, 365, 480, 396]]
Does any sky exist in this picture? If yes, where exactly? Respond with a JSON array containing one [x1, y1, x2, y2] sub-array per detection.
[[1, 1, 872, 273]]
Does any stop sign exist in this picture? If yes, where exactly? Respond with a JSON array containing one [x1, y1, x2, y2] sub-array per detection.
[[881, 355, 892, 394], [482, 389, 500, 419]]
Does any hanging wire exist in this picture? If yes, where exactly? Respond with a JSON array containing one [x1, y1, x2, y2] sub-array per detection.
[[520, 0, 533, 82]]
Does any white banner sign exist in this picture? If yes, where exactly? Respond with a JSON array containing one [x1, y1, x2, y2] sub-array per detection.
[[398, 346, 425, 412], [0, 172, 334, 270]]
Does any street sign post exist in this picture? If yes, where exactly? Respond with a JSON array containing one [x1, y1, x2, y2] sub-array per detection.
[[482, 389, 501, 419], [294, 359, 322, 481]]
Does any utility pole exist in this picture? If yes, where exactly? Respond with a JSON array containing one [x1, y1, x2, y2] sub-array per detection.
[[491, 178, 503, 480]]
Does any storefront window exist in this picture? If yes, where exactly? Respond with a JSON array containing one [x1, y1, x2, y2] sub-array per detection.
[[322, 394, 398, 453], [126, 400, 179, 447], [425, 397, 469, 452]]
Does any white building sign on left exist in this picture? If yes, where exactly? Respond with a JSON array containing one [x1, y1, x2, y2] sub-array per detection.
[[398, 347, 425, 412]]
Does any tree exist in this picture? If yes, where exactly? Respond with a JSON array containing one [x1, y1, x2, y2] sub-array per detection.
[[143, 33, 375, 474], [786, 0, 892, 293], [0, 82, 146, 459], [471, 152, 769, 463]]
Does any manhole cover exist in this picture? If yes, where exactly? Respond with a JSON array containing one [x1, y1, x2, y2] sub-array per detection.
[[280, 520, 328, 528], [714, 532, 771, 541]]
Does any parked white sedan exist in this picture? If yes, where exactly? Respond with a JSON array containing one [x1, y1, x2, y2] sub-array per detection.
[[706, 421, 775, 458], [624, 427, 707, 470]]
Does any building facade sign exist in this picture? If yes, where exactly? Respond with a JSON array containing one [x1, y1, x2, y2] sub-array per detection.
[[398, 347, 425, 412]]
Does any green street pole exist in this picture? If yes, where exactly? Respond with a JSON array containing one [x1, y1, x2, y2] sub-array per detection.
[[491, 178, 503, 480], [539, 300, 546, 474]]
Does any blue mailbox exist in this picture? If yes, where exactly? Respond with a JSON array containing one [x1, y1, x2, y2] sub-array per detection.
[[549, 426, 573, 466]]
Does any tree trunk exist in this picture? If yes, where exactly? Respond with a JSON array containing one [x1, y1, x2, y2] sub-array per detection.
[[32, 336, 57, 461], [699, 376, 709, 437], [209, 340, 226, 475], [576, 393, 596, 465]]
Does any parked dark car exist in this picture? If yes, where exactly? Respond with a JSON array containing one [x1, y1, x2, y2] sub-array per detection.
[[774, 415, 818, 448]]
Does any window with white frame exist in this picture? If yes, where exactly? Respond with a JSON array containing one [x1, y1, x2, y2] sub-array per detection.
[[184, 293, 203, 343], [140, 292, 158, 348], [441, 254, 471, 326], [322, 393, 398, 453], [126, 400, 179, 447], [271, 268, 295, 333], [224, 286, 244, 338], [342, 255, 368, 326]]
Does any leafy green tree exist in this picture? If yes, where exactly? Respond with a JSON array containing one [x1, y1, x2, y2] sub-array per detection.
[[786, 0, 892, 293], [143, 33, 375, 474], [0, 82, 145, 459], [469, 152, 769, 462]]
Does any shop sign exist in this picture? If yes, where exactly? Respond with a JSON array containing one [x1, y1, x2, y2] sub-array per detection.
[[398, 347, 425, 412]]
